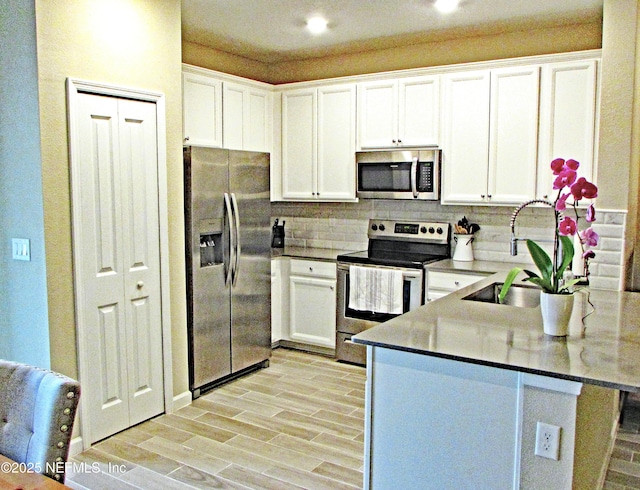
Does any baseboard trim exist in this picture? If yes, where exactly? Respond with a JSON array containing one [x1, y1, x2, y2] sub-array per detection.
[[172, 390, 192, 412], [68, 436, 84, 458], [277, 340, 336, 358]]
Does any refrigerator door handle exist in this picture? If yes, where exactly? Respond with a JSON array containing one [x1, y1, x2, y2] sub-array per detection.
[[224, 192, 234, 286], [230, 193, 241, 286]]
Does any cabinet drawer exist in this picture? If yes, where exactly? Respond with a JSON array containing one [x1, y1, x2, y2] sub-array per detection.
[[428, 271, 484, 291], [290, 259, 336, 279]]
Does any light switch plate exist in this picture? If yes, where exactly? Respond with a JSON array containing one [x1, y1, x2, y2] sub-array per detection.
[[12, 238, 31, 261]]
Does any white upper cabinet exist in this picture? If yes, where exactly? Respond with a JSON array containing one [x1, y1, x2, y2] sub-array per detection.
[[182, 70, 223, 147], [317, 85, 357, 199], [442, 66, 540, 204], [223, 81, 272, 152], [441, 70, 491, 203], [488, 66, 540, 203], [536, 60, 598, 200], [281, 83, 356, 201], [282, 88, 316, 199], [357, 76, 440, 149]]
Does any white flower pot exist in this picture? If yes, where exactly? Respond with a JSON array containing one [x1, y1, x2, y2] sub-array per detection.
[[540, 292, 574, 337]]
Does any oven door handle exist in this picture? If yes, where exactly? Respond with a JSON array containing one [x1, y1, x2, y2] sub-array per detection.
[[338, 262, 422, 279], [411, 156, 419, 198]]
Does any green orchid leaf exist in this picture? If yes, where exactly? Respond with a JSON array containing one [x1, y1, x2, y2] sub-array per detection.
[[526, 239, 553, 284], [525, 276, 553, 292], [557, 235, 575, 279], [522, 269, 541, 280], [498, 267, 523, 303], [559, 277, 581, 293]]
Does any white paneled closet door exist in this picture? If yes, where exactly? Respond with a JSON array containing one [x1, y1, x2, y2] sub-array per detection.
[[75, 93, 164, 443]]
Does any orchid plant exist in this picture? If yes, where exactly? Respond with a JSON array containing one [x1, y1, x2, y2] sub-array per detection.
[[499, 158, 599, 301]]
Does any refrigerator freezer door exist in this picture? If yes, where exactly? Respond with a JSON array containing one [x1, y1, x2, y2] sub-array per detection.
[[186, 147, 232, 389], [228, 150, 272, 372]]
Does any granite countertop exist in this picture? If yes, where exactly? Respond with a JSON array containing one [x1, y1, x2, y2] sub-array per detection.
[[353, 269, 640, 392], [271, 246, 355, 262]]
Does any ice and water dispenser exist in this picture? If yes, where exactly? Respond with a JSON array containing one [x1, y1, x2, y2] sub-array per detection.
[[198, 218, 223, 268]]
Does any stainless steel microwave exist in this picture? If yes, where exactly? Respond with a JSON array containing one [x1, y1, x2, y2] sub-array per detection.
[[356, 149, 441, 200]]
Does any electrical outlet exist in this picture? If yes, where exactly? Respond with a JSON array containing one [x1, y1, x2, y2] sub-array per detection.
[[535, 422, 561, 460]]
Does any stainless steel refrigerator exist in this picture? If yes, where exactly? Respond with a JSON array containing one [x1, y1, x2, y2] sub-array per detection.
[[184, 146, 271, 397]]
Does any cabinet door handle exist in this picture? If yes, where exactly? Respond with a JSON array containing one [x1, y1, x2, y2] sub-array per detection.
[[454, 281, 460, 286], [480, 194, 485, 199], [487, 194, 492, 199], [309, 267, 313, 272], [137, 281, 144, 289], [330, 286, 334, 291]]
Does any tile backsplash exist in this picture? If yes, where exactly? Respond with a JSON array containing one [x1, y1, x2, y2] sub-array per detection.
[[271, 200, 626, 291]]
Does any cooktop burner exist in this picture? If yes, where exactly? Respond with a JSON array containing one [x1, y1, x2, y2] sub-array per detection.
[[337, 219, 451, 268]]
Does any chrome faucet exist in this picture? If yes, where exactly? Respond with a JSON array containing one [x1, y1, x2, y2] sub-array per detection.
[[509, 199, 558, 256]]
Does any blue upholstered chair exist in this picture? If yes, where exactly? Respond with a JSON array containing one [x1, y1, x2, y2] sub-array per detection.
[[0, 359, 80, 483]]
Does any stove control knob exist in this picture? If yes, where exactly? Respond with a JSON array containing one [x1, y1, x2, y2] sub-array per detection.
[[371, 224, 378, 231], [420, 226, 427, 234], [428, 227, 435, 234], [437, 227, 443, 234], [379, 224, 386, 231]]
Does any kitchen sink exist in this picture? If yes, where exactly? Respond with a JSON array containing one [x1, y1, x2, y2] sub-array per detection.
[[462, 282, 540, 308]]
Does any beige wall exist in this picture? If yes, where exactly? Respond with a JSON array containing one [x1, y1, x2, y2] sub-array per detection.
[[183, 41, 272, 83], [269, 19, 602, 84], [184, 16, 602, 84], [35, 0, 188, 395], [598, 0, 638, 212]]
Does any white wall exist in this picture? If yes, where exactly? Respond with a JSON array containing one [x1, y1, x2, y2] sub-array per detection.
[[0, 0, 50, 367]]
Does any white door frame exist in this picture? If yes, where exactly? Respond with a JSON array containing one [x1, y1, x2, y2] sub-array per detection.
[[66, 78, 174, 449]]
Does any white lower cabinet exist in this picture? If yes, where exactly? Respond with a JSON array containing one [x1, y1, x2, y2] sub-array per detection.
[[271, 259, 282, 345], [287, 259, 337, 349], [426, 270, 486, 302]]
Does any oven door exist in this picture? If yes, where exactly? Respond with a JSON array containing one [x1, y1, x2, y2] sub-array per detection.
[[336, 262, 423, 364]]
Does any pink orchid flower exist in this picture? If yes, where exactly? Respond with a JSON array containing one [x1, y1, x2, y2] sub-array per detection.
[[550, 158, 566, 175], [558, 216, 577, 236], [586, 204, 596, 222], [565, 159, 580, 171], [555, 193, 570, 212], [580, 227, 599, 247], [570, 177, 598, 200], [553, 169, 577, 190]]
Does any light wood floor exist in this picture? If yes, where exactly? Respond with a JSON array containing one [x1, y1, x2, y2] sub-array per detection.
[[604, 393, 640, 489], [66, 347, 637, 490], [66, 348, 366, 490]]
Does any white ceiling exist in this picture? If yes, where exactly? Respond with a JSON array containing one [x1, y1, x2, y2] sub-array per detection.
[[182, 0, 603, 63]]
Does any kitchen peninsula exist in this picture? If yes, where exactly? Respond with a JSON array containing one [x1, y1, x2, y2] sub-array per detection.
[[353, 269, 640, 490]]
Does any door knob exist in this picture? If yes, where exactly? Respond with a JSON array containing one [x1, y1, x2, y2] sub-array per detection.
[[137, 281, 144, 289]]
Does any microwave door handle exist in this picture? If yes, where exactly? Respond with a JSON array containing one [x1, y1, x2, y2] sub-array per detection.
[[411, 157, 419, 198]]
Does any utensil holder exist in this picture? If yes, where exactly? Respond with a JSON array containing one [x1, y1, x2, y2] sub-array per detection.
[[453, 234, 474, 262]]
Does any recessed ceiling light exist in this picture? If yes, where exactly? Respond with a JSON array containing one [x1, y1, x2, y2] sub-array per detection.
[[434, 0, 460, 14], [306, 16, 328, 35]]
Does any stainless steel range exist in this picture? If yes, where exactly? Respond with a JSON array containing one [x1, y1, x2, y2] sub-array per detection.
[[336, 219, 451, 365]]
